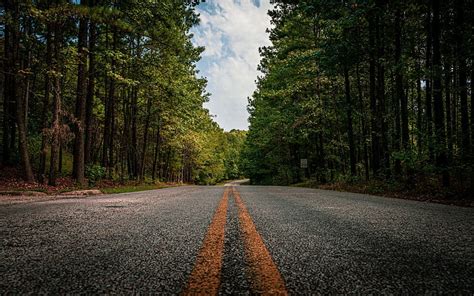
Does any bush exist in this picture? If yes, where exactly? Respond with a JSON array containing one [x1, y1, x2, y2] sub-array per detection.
[[85, 165, 106, 186]]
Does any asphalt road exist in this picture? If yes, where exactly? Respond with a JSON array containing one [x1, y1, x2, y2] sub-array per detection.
[[1, 185, 473, 294]]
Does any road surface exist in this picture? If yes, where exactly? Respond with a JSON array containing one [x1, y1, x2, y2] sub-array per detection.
[[1, 184, 473, 294]]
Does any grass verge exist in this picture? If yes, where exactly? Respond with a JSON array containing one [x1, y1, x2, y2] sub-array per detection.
[[101, 184, 170, 194], [292, 179, 473, 207]]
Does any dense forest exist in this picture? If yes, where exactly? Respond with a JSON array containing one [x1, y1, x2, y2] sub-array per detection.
[[0, 0, 246, 187], [242, 0, 474, 194]]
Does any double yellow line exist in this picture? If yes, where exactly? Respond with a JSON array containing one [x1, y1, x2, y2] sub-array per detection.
[[182, 186, 287, 295]]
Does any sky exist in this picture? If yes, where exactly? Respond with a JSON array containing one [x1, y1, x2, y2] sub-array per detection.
[[191, 0, 273, 131]]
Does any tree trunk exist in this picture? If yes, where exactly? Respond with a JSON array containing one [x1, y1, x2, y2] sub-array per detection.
[[471, 68, 474, 148], [397, 10, 409, 152], [415, 59, 423, 155], [426, 6, 434, 161], [85, 4, 97, 166], [368, 11, 380, 176], [2, 21, 11, 164], [445, 63, 453, 165], [452, 62, 458, 149], [58, 139, 63, 174], [140, 96, 152, 180], [455, 0, 470, 157], [39, 25, 52, 183], [471, 67, 474, 190], [10, 2, 34, 182], [73, 3, 88, 185], [318, 133, 326, 183], [49, 75, 61, 186], [152, 125, 161, 181], [103, 27, 117, 176], [2, 0, 17, 165], [49, 26, 62, 186], [376, 0, 389, 175], [343, 66, 356, 176], [356, 64, 369, 180], [432, 0, 449, 186], [131, 87, 138, 178], [394, 7, 403, 176]]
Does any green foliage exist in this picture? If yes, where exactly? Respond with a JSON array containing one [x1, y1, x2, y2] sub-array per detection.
[[101, 184, 166, 194], [85, 165, 106, 186], [192, 129, 247, 185], [242, 0, 474, 191], [1, 0, 248, 186]]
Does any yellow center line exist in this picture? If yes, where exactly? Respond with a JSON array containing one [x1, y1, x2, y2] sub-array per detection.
[[182, 187, 230, 295], [232, 186, 288, 295]]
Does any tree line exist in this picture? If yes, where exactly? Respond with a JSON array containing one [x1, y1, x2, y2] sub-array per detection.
[[1, 0, 245, 186], [242, 0, 473, 192]]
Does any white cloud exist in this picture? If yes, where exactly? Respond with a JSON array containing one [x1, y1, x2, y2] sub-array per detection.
[[193, 28, 224, 58], [192, 0, 273, 131]]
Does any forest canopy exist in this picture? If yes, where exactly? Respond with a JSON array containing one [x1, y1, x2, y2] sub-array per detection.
[[241, 0, 473, 194], [0, 0, 246, 186], [2, 0, 474, 196]]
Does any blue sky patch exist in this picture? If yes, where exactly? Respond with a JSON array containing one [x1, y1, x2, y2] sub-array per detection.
[[192, 0, 273, 131]]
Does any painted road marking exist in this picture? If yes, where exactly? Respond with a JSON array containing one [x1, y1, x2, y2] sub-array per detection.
[[182, 187, 230, 295], [233, 186, 288, 295], [183, 186, 287, 295]]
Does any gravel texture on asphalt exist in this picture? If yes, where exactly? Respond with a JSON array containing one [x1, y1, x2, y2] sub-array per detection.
[[219, 191, 251, 295], [1, 186, 224, 294], [2, 185, 473, 294], [238, 185, 474, 294]]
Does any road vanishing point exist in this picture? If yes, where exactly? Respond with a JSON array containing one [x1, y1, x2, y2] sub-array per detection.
[[1, 182, 473, 294]]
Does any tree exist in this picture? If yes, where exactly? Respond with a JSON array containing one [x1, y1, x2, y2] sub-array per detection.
[[454, 0, 470, 158], [72, 0, 89, 185], [242, 0, 474, 192], [1, 0, 242, 187], [4, 0, 34, 182], [431, 0, 449, 186]]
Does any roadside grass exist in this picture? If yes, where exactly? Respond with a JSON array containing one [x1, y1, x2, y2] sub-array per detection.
[[0, 182, 182, 197], [101, 184, 167, 194], [292, 178, 473, 207], [100, 182, 186, 194], [0, 166, 182, 196], [214, 180, 230, 186]]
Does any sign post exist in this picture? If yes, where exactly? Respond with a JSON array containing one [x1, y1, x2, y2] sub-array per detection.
[[300, 159, 308, 179], [300, 159, 308, 169]]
